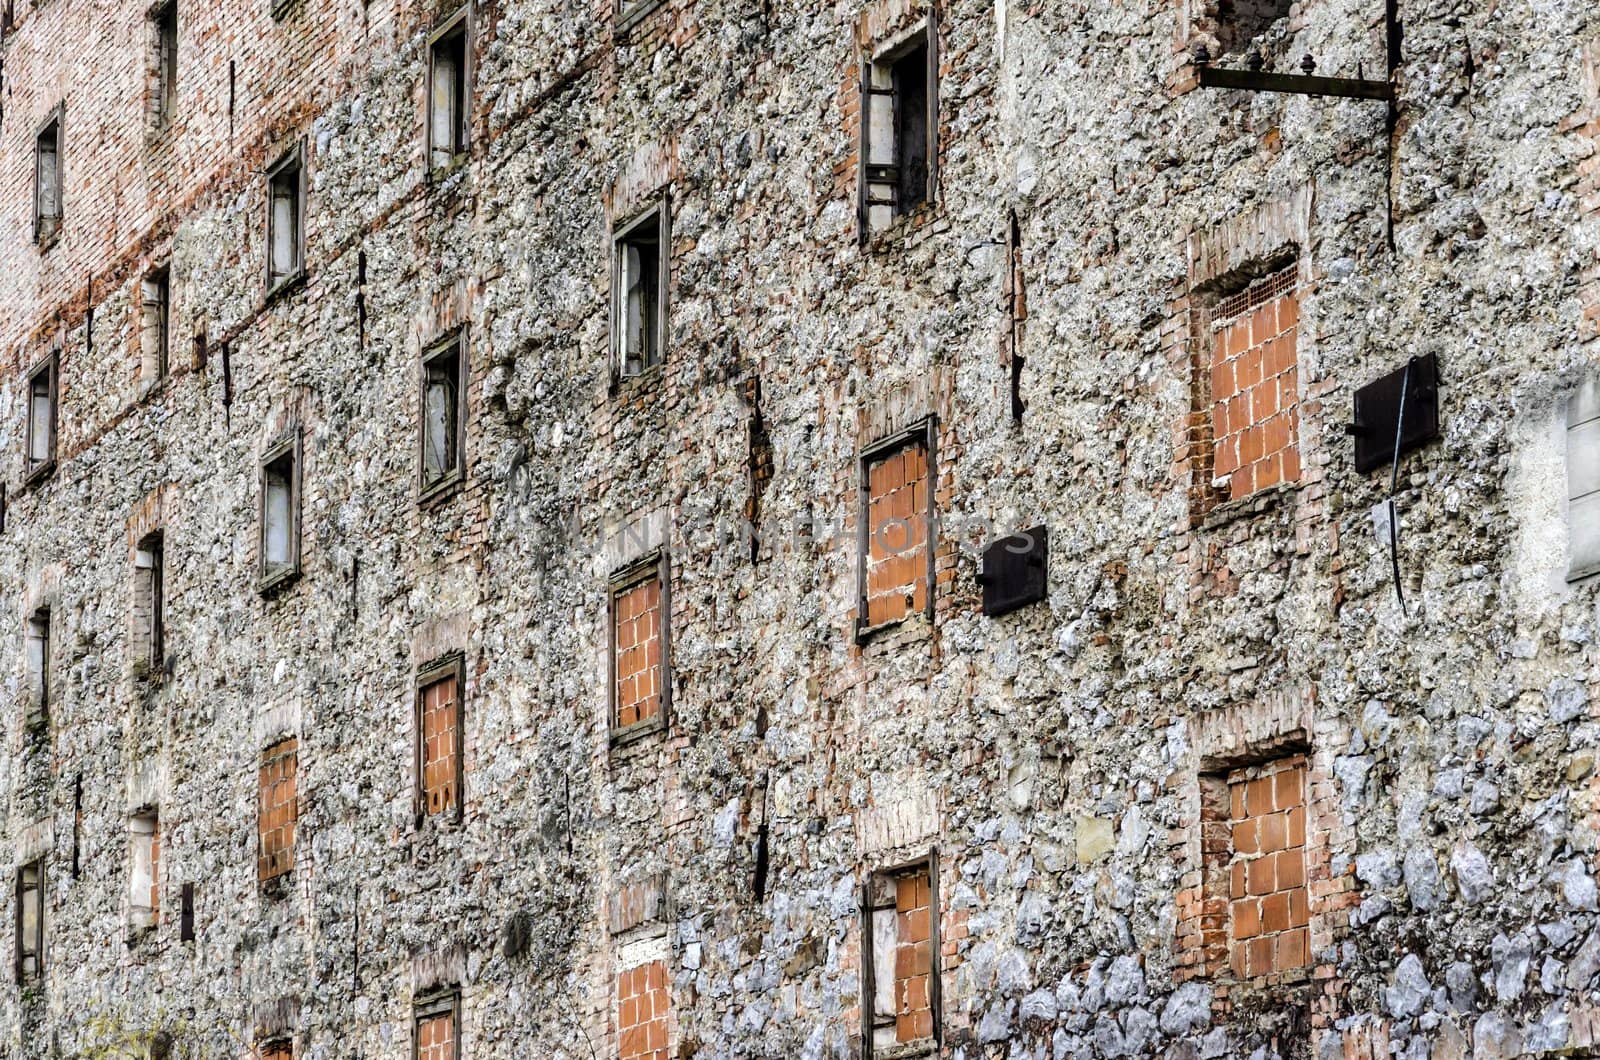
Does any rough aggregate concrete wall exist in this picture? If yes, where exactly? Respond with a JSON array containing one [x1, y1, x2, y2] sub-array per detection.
[[0, 0, 1598, 1056]]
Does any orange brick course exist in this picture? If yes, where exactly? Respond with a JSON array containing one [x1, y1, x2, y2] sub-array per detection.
[[416, 1011, 455, 1060], [1209, 270, 1301, 501], [618, 959, 670, 1060], [258, 737, 298, 882], [865, 442, 930, 628], [614, 576, 663, 729], [1227, 758, 1310, 978], [419, 672, 460, 817], [894, 873, 935, 1043]]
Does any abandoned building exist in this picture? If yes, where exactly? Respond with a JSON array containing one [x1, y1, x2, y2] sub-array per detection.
[[1, 0, 1599, 1054]]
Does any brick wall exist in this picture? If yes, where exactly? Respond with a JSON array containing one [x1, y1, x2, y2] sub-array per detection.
[[416, 1010, 454, 1060], [257, 737, 297, 882], [418, 671, 460, 817], [618, 959, 669, 1060], [614, 575, 663, 729], [1226, 757, 1309, 979], [1208, 266, 1301, 502], [865, 440, 930, 628], [893, 872, 935, 1044]]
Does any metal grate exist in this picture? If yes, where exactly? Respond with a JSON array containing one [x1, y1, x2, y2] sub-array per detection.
[[1211, 264, 1298, 328]]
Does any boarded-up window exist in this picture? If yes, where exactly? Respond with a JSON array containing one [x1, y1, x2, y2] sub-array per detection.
[[258, 738, 298, 882], [259, 432, 301, 589], [415, 993, 458, 1060], [141, 267, 171, 383], [860, 25, 937, 238], [862, 433, 932, 631], [428, 12, 470, 171], [25, 351, 58, 481], [1208, 264, 1301, 502], [420, 333, 466, 495], [612, 564, 665, 732], [1226, 757, 1310, 979], [617, 959, 669, 1060], [1568, 378, 1600, 579], [135, 531, 165, 676], [14, 860, 43, 982], [863, 860, 940, 1055], [417, 661, 463, 819], [612, 202, 668, 379], [129, 811, 159, 933], [35, 113, 62, 244], [266, 146, 304, 289], [24, 608, 50, 726]]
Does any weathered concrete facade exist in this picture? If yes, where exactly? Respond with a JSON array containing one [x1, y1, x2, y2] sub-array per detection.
[[1, 0, 1599, 1054]]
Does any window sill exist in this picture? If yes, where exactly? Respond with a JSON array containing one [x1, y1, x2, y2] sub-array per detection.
[[24, 459, 57, 489], [876, 1040, 937, 1060], [428, 153, 471, 186], [1198, 478, 1298, 532], [259, 871, 293, 900], [258, 565, 302, 597], [610, 713, 666, 750], [35, 229, 60, 254], [613, 360, 666, 395], [1567, 563, 1600, 585], [615, 0, 666, 37], [270, 0, 301, 20], [855, 604, 932, 647], [265, 268, 306, 306], [861, 200, 939, 253], [419, 470, 465, 510]]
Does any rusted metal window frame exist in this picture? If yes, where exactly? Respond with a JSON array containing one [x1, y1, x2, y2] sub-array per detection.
[[856, 12, 939, 244], [607, 549, 671, 746], [855, 417, 938, 643], [414, 651, 467, 826], [13, 858, 44, 983]]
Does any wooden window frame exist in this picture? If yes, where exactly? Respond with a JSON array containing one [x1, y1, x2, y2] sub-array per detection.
[[264, 141, 307, 297], [418, 328, 468, 505], [257, 429, 303, 593], [607, 550, 671, 746], [413, 989, 461, 1060], [860, 851, 942, 1059], [425, 6, 473, 178], [14, 858, 43, 983], [615, 0, 665, 35], [34, 105, 64, 248], [414, 652, 466, 826], [857, 17, 939, 244], [855, 418, 938, 643], [609, 193, 672, 387], [24, 349, 59, 486]]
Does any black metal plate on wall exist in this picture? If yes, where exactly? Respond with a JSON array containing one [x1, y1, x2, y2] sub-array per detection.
[[1351, 354, 1440, 474], [979, 526, 1048, 617]]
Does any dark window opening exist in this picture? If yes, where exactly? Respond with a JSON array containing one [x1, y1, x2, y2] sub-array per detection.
[[428, 13, 470, 171], [613, 205, 667, 377], [1214, 0, 1294, 58], [143, 267, 171, 382], [861, 27, 937, 238], [420, 334, 466, 495], [136, 531, 165, 676], [259, 434, 302, 589]]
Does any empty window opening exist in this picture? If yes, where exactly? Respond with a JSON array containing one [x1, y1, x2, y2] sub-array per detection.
[[428, 13, 470, 171], [259, 434, 301, 588], [179, 882, 195, 942], [1004, 210, 1027, 422], [266, 147, 305, 290], [1568, 377, 1600, 580], [151, 0, 178, 127], [258, 737, 298, 883], [612, 564, 665, 732], [141, 267, 171, 383], [421, 333, 466, 495], [415, 993, 459, 1060], [25, 352, 58, 482], [416, 660, 463, 819], [1214, 0, 1294, 59], [1205, 262, 1301, 504], [35, 114, 62, 245], [863, 859, 941, 1056], [135, 531, 165, 677], [861, 433, 933, 632], [613, 204, 667, 378], [129, 811, 160, 934], [617, 960, 668, 1060], [14, 860, 43, 982], [24, 608, 50, 727], [861, 28, 937, 237]]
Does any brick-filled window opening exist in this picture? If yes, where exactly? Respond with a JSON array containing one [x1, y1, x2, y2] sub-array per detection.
[[134, 531, 165, 677], [427, 11, 470, 172], [128, 811, 159, 933], [414, 992, 458, 1060], [141, 266, 171, 383], [150, 0, 178, 128], [860, 24, 937, 238], [1207, 264, 1301, 503], [420, 332, 466, 497], [257, 738, 298, 883], [258, 432, 302, 589], [260, 1038, 293, 1060], [1225, 757, 1310, 979], [863, 860, 941, 1055], [416, 659, 463, 820], [14, 860, 43, 982], [617, 959, 669, 1060], [611, 562, 666, 733], [25, 351, 59, 483], [861, 433, 933, 632], [1567, 377, 1600, 579], [34, 112, 62, 245], [265, 145, 305, 291], [612, 201, 668, 379], [24, 608, 50, 727]]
